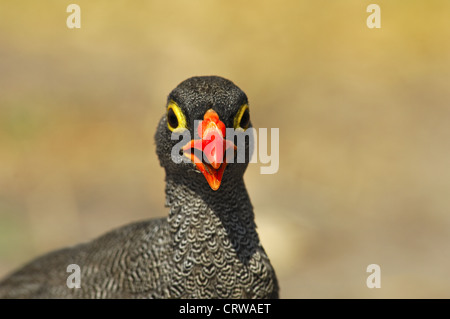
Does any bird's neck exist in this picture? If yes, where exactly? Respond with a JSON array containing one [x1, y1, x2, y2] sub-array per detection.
[[164, 177, 260, 263]]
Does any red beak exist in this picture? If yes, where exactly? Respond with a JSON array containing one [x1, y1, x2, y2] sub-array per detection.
[[182, 109, 236, 190]]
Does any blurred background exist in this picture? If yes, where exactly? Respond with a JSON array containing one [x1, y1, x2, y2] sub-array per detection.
[[1, 0, 449, 298]]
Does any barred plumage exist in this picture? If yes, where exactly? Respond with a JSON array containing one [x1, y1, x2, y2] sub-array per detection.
[[0, 76, 279, 299]]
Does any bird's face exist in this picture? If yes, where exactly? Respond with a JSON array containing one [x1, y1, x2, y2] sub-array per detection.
[[155, 76, 253, 191]]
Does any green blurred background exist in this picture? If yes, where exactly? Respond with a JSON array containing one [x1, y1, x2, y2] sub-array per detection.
[[1, 1, 449, 298]]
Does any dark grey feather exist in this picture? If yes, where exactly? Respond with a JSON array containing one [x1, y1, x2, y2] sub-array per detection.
[[0, 76, 279, 299]]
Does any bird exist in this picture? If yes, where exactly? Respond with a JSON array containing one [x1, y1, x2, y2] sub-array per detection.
[[0, 76, 279, 299]]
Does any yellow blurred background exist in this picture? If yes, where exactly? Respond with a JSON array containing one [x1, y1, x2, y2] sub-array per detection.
[[1, 1, 449, 298]]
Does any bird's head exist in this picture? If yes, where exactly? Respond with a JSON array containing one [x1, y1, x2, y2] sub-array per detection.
[[155, 76, 253, 192]]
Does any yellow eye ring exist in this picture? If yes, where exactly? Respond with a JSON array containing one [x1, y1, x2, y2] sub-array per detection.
[[167, 101, 187, 132], [233, 104, 250, 130]]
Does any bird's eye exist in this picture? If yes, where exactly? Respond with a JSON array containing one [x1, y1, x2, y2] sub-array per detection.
[[167, 108, 178, 128], [167, 102, 187, 132], [234, 104, 250, 130]]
